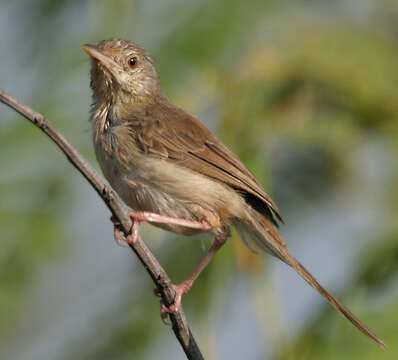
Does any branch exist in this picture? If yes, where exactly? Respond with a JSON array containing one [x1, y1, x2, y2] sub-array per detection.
[[0, 89, 204, 360]]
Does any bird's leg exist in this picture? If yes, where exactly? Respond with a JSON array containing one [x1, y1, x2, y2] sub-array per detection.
[[112, 210, 223, 320], [162, 231, 229, 317], [111, 211, 212, 246], [127, 210, 213, 231]]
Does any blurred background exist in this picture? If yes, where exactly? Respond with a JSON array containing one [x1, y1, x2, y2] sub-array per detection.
[[1, 0, 397, 359]]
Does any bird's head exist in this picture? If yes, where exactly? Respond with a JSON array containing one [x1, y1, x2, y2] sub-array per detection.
[[83, 39, 160, 106]]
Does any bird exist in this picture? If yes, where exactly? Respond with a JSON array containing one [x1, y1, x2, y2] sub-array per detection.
[[83, 38, 385, 347]]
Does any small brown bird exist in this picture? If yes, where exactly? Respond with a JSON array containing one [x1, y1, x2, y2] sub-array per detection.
[[83, 39, 385, 347]]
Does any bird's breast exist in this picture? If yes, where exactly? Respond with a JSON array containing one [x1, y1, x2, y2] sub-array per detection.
[[92, 120, 245, 235]]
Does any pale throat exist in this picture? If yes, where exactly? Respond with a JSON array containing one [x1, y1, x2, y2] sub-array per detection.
[[90, 85, 146, 138], [90, 67, 160, 138]]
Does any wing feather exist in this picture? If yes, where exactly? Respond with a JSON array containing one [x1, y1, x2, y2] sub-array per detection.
[[128, 102, 283, 223]]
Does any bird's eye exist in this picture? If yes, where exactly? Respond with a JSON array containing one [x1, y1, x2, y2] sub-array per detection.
[[128, 56, 138, 68]]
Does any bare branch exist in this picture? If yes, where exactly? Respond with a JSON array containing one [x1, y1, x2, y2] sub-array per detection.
[[0, 89, 204, 360]]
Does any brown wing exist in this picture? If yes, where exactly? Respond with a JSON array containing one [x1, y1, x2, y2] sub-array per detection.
[[128, 100, 283, 223]]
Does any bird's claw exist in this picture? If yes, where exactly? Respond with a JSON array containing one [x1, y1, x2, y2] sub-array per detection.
[[160, 303, 172, 325], [157, 281, 192, 324], [110, 216, 138, 246]]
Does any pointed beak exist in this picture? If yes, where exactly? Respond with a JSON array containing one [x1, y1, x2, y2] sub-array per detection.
[[82, 44, 119, 71]]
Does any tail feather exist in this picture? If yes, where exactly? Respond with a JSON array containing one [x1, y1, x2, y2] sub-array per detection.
[[240, 208, 386, 348], [285, 253, 386, 348]]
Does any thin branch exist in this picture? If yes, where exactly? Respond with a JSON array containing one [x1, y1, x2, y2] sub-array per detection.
[[0, 89, 204, 360]]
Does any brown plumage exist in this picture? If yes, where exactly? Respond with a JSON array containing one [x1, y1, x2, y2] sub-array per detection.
[[83, 39, 385, 347]]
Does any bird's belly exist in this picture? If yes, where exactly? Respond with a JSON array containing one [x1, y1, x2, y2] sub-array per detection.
[[96, 145, 244, 235], [115, 171, 195, 222], [97, 155, 201, 234], [100, 158, 190, 214]]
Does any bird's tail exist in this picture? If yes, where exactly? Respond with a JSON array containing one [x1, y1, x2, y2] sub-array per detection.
[[236, 207, 386, 348]]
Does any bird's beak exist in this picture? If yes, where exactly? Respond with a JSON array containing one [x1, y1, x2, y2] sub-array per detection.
[[82, 44, 119, 71]]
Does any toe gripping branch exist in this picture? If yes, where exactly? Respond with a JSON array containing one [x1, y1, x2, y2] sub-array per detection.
[[112, 209, 221, 323]]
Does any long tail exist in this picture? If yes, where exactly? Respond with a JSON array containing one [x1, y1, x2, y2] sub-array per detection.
[[285, 252, 386, 347], [239, 208, 386, 348]]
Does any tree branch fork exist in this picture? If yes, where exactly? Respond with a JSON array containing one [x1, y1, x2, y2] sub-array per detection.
[[0, 89, 204, 360]]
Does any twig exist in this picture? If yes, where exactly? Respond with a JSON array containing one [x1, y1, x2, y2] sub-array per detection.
[[0, 89, 204, 360]]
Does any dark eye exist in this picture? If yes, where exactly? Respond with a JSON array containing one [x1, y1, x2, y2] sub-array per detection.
[[128, 56, 137, 68]]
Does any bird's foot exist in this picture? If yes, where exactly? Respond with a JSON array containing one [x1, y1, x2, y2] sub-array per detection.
[[169, 281, 192, 313], [153, 287, 172, 324], [110, 215, 140, 246], [158, 281, 193, 324]]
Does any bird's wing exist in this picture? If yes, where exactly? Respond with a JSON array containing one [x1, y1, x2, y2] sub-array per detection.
[[128, 103, 283, 223]]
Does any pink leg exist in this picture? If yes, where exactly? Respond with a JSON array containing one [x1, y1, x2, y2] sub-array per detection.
[[127, 210, 212, 231], [162, 233, 228, 316], [111, 211, 212, 246], [111, 210, 224, 322]]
